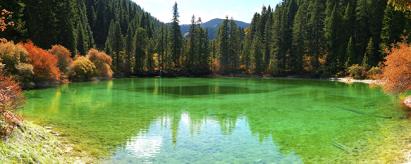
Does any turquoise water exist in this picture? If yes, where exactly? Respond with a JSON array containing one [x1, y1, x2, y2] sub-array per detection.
[[21, 78, 410, 163]]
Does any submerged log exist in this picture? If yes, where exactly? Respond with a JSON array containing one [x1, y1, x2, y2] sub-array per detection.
[[332, 141, 352, 154], [339, 108, 393, 119], [405, 96, 411, 109]]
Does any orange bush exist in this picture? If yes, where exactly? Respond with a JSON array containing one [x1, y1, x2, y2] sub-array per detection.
[[382, 43, 411, 94], [0, 40, 32, 76], [68, 56, 96, 81], [86, 49, 113, 79], [211, 58, 220, 74], [23, 42, 60, 82], [49, 45, 73, 73], [0, 73, 23, 137]]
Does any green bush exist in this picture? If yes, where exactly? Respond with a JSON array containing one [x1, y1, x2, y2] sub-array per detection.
[[367, 66, 382, 80], [15, 63, 34, 83], [347, 64, 367, 79]]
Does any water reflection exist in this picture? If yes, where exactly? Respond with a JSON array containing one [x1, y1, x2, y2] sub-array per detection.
[[21, 78, 404, 163], [109, 113, 303, 163], [125, 135, 163, 159]]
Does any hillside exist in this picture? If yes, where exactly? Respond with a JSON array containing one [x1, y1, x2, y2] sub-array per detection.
[[1, 0, 162, 55], [181, 18, 250, 39]]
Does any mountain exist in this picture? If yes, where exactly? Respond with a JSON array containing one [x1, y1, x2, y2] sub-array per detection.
[[181, 18, 250, 40]]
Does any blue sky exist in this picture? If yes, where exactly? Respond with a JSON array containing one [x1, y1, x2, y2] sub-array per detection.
[[132, 0, 282, 24]]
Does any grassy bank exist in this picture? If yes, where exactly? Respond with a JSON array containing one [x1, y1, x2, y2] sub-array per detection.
[[0, 122, 94, 163]]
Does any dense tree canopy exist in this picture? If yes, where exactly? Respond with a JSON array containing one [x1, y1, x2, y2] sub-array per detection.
[[0, 0, 410, 77], [240, 0, 410, 77]]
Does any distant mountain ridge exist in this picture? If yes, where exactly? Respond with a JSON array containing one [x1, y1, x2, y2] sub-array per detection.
[[181, 18, 250, 40]]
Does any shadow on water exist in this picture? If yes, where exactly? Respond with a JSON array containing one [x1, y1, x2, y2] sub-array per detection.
[[133, 85, 269, 96]]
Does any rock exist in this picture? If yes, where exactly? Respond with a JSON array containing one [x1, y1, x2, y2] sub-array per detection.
[[64, 146, 73, 153], [405, 96, 411, 109]]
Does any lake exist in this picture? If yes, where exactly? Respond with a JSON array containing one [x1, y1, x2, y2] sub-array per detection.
[[20, 78, 411, 163]]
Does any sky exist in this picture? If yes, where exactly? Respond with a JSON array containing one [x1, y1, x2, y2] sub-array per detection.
[[132, 0, 282, 24]]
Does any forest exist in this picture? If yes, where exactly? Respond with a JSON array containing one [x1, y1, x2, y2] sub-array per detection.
[[0, 0, 410, 78], [1, 0, 411, 163]]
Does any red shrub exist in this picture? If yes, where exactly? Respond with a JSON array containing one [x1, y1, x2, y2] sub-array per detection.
[[0, 74, 23, 137], [49, 45, 73, 73], [23, 42, 60, 82], [382, 43, 411, 94]]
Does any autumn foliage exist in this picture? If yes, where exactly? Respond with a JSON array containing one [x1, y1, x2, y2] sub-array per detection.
[[68, 56, 96, 81], [347, 64, 367, 80], [0, 9, 14, 32], [86, 49, 113, 79], [382, 43, 411, 94], [0, 74, 23, 137], [0, 40, 31, 75], [388, 0, 411, 11], [23, 42, 60, 82], [49, 45, 73, 73]]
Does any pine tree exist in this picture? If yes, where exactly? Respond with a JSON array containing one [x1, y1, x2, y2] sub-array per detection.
[[307, 0, 325, 75], [345, 37, 355, 68], [135, 27, 148, 74], [197, 18, 211, 75], [342, 2, 355, 66], [229, 18, 241, 73], [263, 7, 273, 73], [125, 24, 137, 75], [324, 4, 340, 74], [243, 13, 260, 73], [253, 33, 264, 74], [105, 20, 124, 72], [218, 17, 230, 74], [271, 5, 282, 75], [169, 2, 183, 70], [355, 0, 370, 62], [362, 38, 374, 68], [186, 15, 197, 73], [291, 1, 308, 74], [282, 0, 298, 73], [380, 5, 408, 52]]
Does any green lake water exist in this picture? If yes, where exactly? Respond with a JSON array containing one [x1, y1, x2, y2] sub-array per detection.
[[20, 78, 411, 163]]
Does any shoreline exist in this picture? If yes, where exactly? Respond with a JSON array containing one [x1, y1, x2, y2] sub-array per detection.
[[0, 121, 95, 163], [330, 77, 381, 85]]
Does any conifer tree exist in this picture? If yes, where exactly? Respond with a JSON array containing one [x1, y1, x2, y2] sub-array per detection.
[[169, 2, 183, 70], [363, 38, 374, 68], [345, 37, 355, 68], [218, 17, 230, 74], [135, 27, 148, 74], [105, 21, 124, 72], [307, 0, 325, 74], [291, 1, 308, 74], [229, 18, 241, 73]]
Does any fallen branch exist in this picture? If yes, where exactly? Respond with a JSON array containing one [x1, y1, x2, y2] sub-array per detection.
[[339, 107, 393, 119]]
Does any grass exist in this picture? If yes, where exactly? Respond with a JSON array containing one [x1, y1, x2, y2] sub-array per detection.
[[0, 121, 94, 163]]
